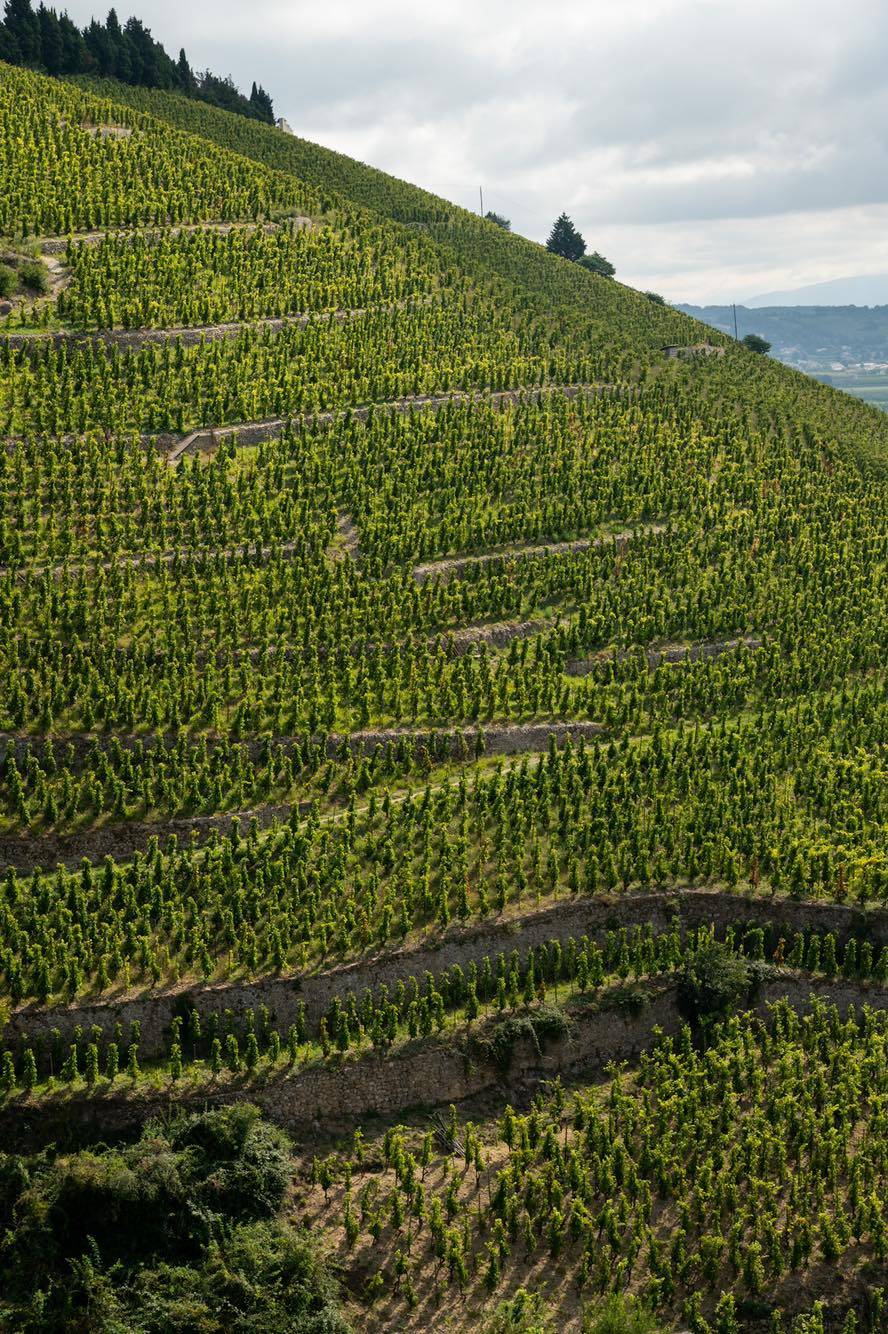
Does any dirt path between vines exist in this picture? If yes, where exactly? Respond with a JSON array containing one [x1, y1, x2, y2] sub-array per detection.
[[327, 512, 360, 562]]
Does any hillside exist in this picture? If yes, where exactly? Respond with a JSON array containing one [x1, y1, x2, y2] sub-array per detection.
[[0, 61, 886, 1333]]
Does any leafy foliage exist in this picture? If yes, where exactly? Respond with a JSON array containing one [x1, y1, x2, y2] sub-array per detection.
[[0, 1103, 349, 1331], [578, 252, 616, 279], [677, 939, 760, 1023], [742, 332, 771, 355]]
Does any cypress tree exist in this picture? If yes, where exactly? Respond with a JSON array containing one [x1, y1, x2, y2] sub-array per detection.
[[37, 3, 63, 74]]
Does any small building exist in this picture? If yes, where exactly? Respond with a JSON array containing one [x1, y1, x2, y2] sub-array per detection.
[[275, 117, 295, 135]]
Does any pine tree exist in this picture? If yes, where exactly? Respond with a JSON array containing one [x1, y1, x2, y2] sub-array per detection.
[[37, 3, 63, 74], [4, 0, 41, 65], [546, 213, 586, 262], [57, 12, 86, 72]]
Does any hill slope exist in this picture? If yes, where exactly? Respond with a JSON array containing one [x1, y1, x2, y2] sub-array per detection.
[[0, 63, 886, 1332]]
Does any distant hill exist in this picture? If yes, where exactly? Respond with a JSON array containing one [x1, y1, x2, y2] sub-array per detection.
[[676, 302, 888, 370], [744, 273, 888, 307]]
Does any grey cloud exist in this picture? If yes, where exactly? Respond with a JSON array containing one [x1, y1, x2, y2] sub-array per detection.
[[61, 0, 888, 299]]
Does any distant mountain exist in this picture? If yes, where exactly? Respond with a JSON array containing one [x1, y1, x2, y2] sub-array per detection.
[[744, 274, 888, 307]]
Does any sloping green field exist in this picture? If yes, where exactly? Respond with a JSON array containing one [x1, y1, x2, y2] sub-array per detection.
[[0, 61, 885, 1332]]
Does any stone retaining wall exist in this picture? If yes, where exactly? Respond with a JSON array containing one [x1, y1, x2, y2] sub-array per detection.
[[170, 381, 616, 458], [36, 218, 308, 255], [0, 720, 599, 776], [4, 381, 625, 458], [0, 974, 880, 1148], [0, 722, 606, 870], [4, 889, 885, 1060], [566, 635, 764, 676], [2, 308, 358, 352]]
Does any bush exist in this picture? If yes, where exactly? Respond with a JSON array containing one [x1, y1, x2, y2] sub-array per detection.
[[578, 251, 616, 278], [168, 1102, 292, 1221], [678, 940, 761, 1023], [0, 262, 15, 298], [127, 1220, 352, 1333], [602, 983, 652, 1017], [742, 332, 771, 355], [18, 260, 48, 294], [0, 1103, 327, 1332], [472, 1004, 571, 1071]]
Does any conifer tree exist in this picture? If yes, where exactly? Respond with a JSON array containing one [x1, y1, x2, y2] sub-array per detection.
[[4, 0, 40, 64], [546, 213, 586, 262]]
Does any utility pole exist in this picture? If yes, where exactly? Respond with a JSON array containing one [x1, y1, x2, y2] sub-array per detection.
[[732, 303, 739, 341], [479, 186, 484, 217]]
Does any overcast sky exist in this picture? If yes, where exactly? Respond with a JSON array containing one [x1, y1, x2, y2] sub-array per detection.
[[63, 0, 888, 303]]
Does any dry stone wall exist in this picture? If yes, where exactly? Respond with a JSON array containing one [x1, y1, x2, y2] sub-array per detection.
[[0, 722, 606, 870], [1, 307, 358, 352], [4, 888, 886, 1060], [0, 974, 882, 1150], [167, 381, 616, 458], [36, 218, 308, 255], [566, 635, 764, 676]]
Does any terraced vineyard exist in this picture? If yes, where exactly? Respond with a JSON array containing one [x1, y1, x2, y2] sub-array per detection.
[[0, 59, 886, 1333]]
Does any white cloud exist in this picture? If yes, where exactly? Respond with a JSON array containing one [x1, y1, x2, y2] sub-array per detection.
[[63, 0, 888, 301]]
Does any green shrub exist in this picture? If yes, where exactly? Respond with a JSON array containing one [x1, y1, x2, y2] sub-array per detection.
[[127, 1220, 352, 1333], [602, 983, 652, 1017], [0, 1102, 324, 1331], [678, 940, 761, 1024], [473, 1004, 571, 1071], [0, 262, 15, 298], [18, 260, 48, 294]]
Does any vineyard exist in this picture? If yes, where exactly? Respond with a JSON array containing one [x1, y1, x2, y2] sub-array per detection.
[[0, 56, 886, 1333]]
